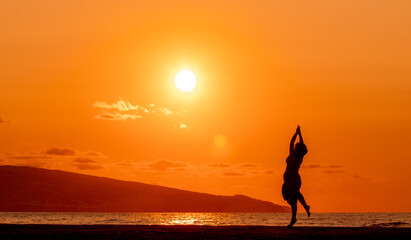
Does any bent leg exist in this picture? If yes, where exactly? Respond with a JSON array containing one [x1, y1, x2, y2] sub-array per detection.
[[298, 193, 310, 217]]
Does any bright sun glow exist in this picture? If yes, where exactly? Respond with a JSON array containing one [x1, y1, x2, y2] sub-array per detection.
[[175, 70, 197, 92]]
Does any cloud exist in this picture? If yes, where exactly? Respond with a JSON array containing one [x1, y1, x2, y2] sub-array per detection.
[[134, 158, 191, 172], [45, 147, 104, 157], [328, 165, 344, 168], [237, 162, 260, 168], [302, 164, 345, 175], [206, 162, 267, 177], [207, 162, 260, 169], [7, 155, 50, 160], [94, 112, 142, 121], [158, 107, 173, 115], [71, 158, 103, 170], [116, 158, 192, 173], [302, 164, 344, 169], [221, 171, 246, 177], [2, 153, 49, 168], [303, 164, 321, 169], [46, 148, 76, 156], [72, 163, 103, 170], [93, 98, 190, 128], [116, 159, 136, 167], [206, 162, 230, 168], [177, 122, 191, 129], [93, 100, 143, 112], [2, 148, 106, 171], [86, 151, 105, 158], [73, 158, 97, 164]]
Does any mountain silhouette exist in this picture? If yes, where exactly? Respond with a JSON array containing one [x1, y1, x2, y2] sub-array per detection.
[[0, 165, 289, 212]]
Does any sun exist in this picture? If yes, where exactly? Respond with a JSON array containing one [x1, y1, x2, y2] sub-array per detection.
[[175, 70, 197, 92]]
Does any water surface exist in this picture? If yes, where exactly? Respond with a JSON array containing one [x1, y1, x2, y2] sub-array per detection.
[[0, 212, 409, 227]]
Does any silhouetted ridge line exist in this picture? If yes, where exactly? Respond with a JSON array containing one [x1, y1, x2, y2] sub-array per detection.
[[0, 165, 289, 212]]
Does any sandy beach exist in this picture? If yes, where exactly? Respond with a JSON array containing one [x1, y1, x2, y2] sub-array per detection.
[[0, 224, 410, 239]]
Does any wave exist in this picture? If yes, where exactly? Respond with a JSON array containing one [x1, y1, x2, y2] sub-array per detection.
[[367, 221, 409, 227]]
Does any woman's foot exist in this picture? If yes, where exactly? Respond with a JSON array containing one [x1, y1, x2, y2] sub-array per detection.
[[287, 218, 297, 228], [306, 205, 311, 217]]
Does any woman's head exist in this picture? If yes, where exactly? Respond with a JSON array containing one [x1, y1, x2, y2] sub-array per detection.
[[294, 142, 308, 156]]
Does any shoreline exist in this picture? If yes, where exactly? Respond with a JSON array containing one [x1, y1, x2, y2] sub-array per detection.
[[0, 224, 410, 239]]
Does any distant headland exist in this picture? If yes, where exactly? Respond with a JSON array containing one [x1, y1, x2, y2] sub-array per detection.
[[0, 165, 289, 213]]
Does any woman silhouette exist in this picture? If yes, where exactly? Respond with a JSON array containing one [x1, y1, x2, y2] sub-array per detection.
[[282, 125, 310, 227]]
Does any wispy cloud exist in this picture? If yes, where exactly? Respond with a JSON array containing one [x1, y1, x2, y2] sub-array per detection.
[[177, 122, 191, 129], [116, 158, 192, 172], [93, 100, 143, 112], [94, 112, 142, 121], [302, 164, 344, 169], [263, 170, 275, 174], [116, 160, 270, 177], [328, 165, 344, 168], [221, 171, 246, 177], [73, 158, 97, 164], [206, 162, 230, 168], [206, 162, 271, 177], [136, 158, 191, 172], [1, 148, 105, 171], [300, 164, 346, 174], [72, 158, 103, 170], [93, 98, 190, 128], [45, 147, 76, 156], [86, 150, 105, 158], [237, 162, 260, 168], [72, 163, 103, 170], [2, 153, 49, 168], [6, 154, 50, 160], [0, 117, 4, 123]]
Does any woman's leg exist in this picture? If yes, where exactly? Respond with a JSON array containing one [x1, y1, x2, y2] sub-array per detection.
[[298, 193, 310, 217], [287, 198, 297, 227]]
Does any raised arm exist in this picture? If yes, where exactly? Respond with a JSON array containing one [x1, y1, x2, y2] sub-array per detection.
[[289, 131, 298, 154], [297, 125, 304, 144]]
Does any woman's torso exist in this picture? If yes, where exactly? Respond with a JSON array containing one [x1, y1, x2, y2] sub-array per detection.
[[283, 153, 303, 180]]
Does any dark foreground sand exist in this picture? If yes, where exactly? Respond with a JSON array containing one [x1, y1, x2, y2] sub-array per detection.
[[0, 224, 410, 240]]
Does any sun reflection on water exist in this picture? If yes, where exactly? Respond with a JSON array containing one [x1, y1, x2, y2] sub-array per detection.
[[162, 213, 203, 225], [170, 219, 196, 225]]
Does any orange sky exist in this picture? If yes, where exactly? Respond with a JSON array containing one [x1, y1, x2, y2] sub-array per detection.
[[1, 0, 410, 212]]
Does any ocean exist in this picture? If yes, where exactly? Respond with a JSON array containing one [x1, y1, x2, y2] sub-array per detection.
[[0, 212, 409, 227]]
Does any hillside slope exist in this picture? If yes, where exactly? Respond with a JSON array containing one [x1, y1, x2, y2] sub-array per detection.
[[0, 165, 289, 212]]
